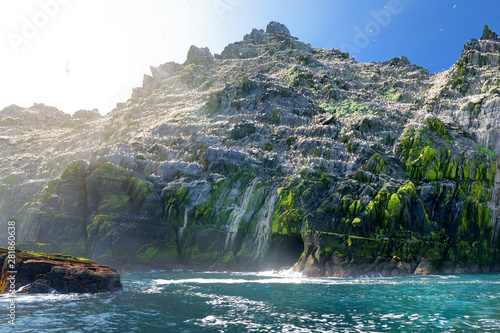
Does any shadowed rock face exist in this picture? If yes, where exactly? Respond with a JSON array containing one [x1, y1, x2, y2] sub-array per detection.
[[0, 250, 122, 294], [2, 23, 500, 277]]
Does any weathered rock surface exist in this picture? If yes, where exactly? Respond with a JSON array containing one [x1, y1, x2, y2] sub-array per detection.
[[2, 23, 500, 276], [72, 109, 101, 121], [266, 21, 292, 37], [0, 249, 122, 294], [185, 45, 214, 66]]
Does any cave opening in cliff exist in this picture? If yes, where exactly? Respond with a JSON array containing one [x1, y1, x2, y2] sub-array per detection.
[[267, 234, 304, 269]]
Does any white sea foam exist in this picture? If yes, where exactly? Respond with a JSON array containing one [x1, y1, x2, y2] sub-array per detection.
[[0, 293, 96, 304], [148, 273, 492, 288], [436, 275, 459, 279], [153, 277, 306, 285]]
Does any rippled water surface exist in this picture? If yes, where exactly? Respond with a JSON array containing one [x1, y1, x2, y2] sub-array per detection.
[[2, 271, 500, 332]]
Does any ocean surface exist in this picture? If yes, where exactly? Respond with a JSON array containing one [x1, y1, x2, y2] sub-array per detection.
[[1, 271, 500, 332]]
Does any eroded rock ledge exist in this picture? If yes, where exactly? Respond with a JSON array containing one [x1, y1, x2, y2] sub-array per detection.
[[0, 249, 122, 294]]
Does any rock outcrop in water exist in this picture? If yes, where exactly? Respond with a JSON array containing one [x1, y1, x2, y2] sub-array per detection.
[[2, 23, 500, 276], [0, 249, 122, 293]]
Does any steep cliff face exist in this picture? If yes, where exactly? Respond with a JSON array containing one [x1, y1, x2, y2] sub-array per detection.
[[3, 23, 500, 276]]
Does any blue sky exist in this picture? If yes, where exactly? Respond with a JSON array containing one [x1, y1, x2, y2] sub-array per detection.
[[235, 0, 500, 72], [0, 0, 498, 114]]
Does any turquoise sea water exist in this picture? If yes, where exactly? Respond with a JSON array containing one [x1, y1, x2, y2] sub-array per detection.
[[2, 271, 500, 332]]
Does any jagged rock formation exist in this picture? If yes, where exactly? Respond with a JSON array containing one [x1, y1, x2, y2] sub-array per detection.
[[2, 23, 500, 276], [0, 249, 122, 294]]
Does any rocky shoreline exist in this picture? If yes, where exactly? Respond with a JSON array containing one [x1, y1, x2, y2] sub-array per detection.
[[295, 256, 500, 278]]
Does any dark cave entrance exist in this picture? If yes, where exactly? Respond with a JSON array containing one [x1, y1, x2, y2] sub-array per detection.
[[266, 234, 305, 269]]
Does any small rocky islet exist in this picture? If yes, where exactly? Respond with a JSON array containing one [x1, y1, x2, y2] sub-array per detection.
[[2, 22, 500, 278], [0, 249, 122, 294]]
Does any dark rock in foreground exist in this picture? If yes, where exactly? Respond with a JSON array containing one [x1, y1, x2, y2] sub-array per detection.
[[0, 249, 122, 294]]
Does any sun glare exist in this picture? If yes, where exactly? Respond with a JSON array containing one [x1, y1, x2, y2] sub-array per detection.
[[0, 0, 213, 115]]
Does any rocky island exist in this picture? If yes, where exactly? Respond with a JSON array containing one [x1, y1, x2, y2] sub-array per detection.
[[0, 249, 122, 294], [1, 22, 500, 277]]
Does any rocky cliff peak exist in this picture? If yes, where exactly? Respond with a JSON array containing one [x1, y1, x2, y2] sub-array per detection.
[[219, 21, 298, 60], [481, 24, 500, 41], [438, 25, 500, 98], [266, 21, 291, 37], [185, 45, 214, 66], [463, 25, 500, 56]]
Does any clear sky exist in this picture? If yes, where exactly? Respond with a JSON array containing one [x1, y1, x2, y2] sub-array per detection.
[[0, 0, 499, 114]]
